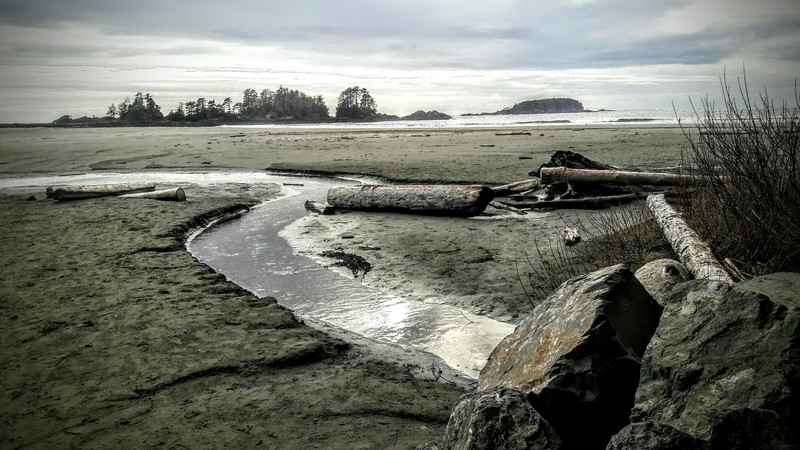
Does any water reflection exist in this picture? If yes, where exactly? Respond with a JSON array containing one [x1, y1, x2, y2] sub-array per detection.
[[187, 174, 514, 378]]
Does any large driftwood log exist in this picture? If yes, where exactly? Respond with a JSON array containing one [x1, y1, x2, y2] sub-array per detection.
[[327, 184, 495, 217], [491, 179, 539, 197], [48, 183, 156, 201], [119, 188, 186, 201], [539, 167, 692, 186], [646, 194, 733, 283]]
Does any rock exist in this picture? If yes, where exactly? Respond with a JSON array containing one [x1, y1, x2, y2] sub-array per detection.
[[606, 422, 706, 449], [563, 226, 581, 246], [479, 264, 663, 449], [443, 387, 562, 450], [634, 259, 691, 305], [706, 408, 796, 449], [630, 273, 800, 442], [415, 444, 442, 450]]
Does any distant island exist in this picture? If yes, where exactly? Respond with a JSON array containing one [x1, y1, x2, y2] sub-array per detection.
[[401, 110, 452, 120], [465, 97, 585, 116], [1, 89, 586, 127]]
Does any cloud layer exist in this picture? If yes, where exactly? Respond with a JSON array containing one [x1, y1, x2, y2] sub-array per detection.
[[1, 0, 798, 122]]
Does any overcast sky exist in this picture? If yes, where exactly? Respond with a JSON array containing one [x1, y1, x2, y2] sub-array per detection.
[[1, 0, 798, 123]]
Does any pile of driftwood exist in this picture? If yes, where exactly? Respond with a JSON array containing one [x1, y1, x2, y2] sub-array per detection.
[[309, 150, 733, 283], [46, 184, 186, 202], [493, 151, 693, 212]]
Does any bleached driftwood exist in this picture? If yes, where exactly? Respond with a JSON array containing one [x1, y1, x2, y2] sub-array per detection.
[[304, 200, 335, 215], [646, 194, 733, 284], [491, 179, 539, 197], [539, 167, 692, 186], [119, 188, 186, 201], [501, 193, 641, 210], [488, 200, 527, 215], [327, 184, 495, 217], [48, 183, 156, 201]]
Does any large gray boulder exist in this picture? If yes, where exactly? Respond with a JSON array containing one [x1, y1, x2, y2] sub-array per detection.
[[479, 264, 663, 449], [443, 388, 562, 450], [630, 273, 800, 445], [634, 258, 691, 305], [606, 421, 706, 449]]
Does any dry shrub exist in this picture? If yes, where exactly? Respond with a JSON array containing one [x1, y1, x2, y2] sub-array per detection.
[[518, 203, 670, 301], [679, 72, 800, 277]]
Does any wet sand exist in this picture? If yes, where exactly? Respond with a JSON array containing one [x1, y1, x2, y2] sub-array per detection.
[[0, 125, 686, 447]]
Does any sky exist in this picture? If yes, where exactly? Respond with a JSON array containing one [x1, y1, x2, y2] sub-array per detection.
[[0, 0, 799, 123]]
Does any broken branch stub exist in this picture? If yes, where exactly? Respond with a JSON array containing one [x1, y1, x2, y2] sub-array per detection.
[[304, 200, 335, 215], [327, 184, 495, 217]]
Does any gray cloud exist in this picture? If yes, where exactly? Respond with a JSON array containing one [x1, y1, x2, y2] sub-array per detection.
[[1, 0, 798, 122]]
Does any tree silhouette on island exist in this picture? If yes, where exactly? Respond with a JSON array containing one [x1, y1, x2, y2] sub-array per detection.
[[48, 87, 583, 126]]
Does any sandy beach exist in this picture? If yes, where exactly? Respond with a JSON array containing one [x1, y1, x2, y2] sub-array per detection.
[[0, 125, 687, 448]]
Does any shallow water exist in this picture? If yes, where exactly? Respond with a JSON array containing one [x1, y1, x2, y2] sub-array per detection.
[[187, 175, 514, 378], [1, 170, 513, 378]]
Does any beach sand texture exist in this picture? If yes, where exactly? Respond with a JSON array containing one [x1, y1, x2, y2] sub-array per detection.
[[0, 125, 686, 447]]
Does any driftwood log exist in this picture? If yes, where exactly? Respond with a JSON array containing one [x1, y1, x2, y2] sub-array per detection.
[[646, 194, 733, 283], [501, 193, 641, 210], [539, 167, 692, 186], [48, 183, 156, 201], [488, 200, 527, 215], [491, 179, 539, 197], [304, 200, 335, 215], [118, 188, 186, 201], [327, 184, 495, 217]]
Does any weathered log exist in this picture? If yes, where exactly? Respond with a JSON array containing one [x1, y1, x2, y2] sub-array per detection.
[[646, 194, 733, 283], [488, 200, 527, 215], [491, 179, 539, 197], [540, 167, 692, 186], [327, 184, 495, 217], [48, 183, 156, 201], [507, 189, 542, 199], [304, 200, 335, 215], [119, 188, 186, 201], [501, 193, 641, 210]]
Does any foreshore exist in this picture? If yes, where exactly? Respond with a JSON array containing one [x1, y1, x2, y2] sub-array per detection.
[[0, 125, 687, 447]]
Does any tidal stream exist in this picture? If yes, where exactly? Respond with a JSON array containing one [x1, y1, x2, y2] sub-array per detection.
[[1, 171, 514, 378]]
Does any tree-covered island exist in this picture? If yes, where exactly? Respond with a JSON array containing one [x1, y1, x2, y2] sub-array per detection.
[[46, 89, 583, 126], [465, 97, 585, 116]]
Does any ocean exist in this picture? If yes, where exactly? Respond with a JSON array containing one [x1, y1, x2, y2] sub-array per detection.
[[222, 109, 694, 130]]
